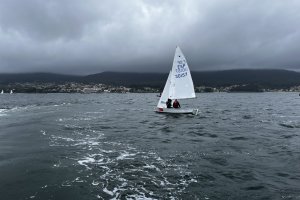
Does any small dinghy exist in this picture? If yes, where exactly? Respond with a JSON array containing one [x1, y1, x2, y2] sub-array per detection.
[[156, 46, 198, 115]]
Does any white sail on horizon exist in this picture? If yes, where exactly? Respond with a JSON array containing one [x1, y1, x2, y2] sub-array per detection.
[[157, 46, 196, 108]]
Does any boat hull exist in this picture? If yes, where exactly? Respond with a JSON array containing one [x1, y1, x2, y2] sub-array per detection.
[[156, 108, 199, 115]]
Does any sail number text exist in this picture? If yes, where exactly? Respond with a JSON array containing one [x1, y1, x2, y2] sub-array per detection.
[[175, 60, 188, 78], [175, 72, 187, 78]]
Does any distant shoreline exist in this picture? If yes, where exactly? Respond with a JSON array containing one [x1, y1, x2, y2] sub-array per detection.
[[1, 69, 300, 93], [1, 83, 299, 94]]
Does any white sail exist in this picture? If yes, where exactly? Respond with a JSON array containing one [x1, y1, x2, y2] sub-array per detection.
[[169, 47, 196, 100], [156, 46, 198, 115], [10, 90, 13, 94], [1, 90, 3, 94], [157, 71, 172, 108]]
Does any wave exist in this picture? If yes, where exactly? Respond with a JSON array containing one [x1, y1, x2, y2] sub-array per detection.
[[0, 106, 36, 116], [0, 102, 73, 117], [46, 121, 197, 199], [0, 108, 8, 116], [279, 121, 300, 128]]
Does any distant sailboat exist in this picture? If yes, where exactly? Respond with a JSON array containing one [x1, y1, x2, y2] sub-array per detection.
[[1, 90, 3, 94], [156, 46, 198, 115], [10, 90, 13, 94]]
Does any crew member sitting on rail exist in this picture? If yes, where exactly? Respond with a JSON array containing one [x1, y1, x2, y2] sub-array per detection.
[[166, 98, 172, 108], [173, 99, 180, 108]]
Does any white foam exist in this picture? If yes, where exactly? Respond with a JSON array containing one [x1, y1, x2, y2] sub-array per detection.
[[0, 109, 8, 116], [53, 161, 61, 167], [49, 123, 197, 199], [78, 157, 95, 169], [56, 136, 75, 142], [127, 193, 157, 200], [116, 151, 136, 160], [92, 181, 99, 186], [101, 149, 114, 153], [103, 188, 114, 196], [104, 141, 123, 146], [89, 141, 100, 146], [143, 164, 160, 171], [74, 177, 84, 183], [61, 181, 72, 187]]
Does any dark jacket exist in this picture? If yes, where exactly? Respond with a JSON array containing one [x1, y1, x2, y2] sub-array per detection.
[[166, 99, 172, 108]]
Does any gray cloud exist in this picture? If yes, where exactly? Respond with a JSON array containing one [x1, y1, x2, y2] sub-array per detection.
[[0, 0, 300, 74]]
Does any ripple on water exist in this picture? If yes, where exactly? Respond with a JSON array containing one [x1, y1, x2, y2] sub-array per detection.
[[0, 109, 8, 116], [1, 93, 300, 200], [244, 185, 265, 191], [242, 115, 252, 119], [230, 136, 248, 141], [46, 121, 197, 199], [279, 121, 300, 128], [205, 157, 228, 167]]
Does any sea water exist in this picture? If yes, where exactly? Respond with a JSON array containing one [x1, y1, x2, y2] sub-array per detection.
[[0, 93, 299, 199]]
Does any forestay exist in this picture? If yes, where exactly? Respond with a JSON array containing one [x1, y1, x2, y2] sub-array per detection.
[[157, 71, 171, 108]]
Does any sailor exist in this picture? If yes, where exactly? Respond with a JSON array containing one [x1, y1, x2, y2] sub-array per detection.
[[173, 99, 181, 109], [166, 98, 172, 108]]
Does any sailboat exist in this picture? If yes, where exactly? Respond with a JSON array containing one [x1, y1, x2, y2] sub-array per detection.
[[1, 90, 3, 94], [156, 46, 199, 115], [10, 90, 13, 94]]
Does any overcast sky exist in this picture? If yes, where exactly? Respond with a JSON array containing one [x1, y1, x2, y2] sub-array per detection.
[[0, 0, 299, 74]]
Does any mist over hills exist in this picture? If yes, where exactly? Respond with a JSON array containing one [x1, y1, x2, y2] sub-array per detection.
[[0, 69, 300, 89], [0, 73, 81, 84]]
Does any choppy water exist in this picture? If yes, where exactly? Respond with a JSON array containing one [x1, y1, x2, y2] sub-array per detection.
[[0, 93, 300, 200]]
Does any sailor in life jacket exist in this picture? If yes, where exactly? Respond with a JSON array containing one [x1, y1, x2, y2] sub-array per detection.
[[173, 99, 181, 109]]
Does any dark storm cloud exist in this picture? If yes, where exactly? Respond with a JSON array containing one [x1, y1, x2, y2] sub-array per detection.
[[0, 0, 300, 74]]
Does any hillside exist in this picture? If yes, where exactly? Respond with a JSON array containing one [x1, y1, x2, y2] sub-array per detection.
[[0, 69, 300, 89], [82, 69, 300, 89]]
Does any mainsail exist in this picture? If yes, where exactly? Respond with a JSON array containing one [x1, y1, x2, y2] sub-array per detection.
[[169, 46, 196, 100]]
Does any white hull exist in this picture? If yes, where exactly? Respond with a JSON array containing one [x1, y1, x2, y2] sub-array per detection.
[[156, 108, 199, 115]]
